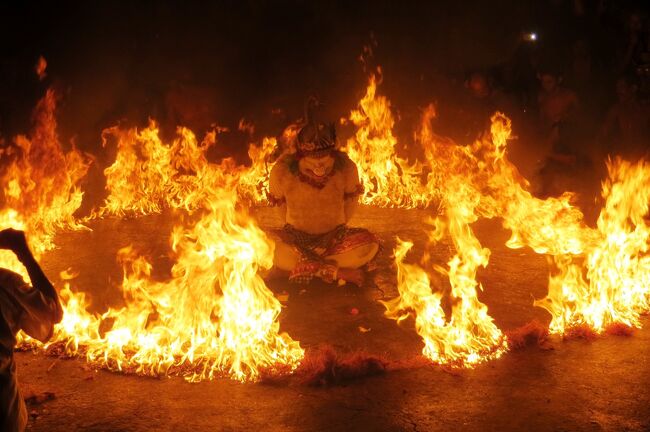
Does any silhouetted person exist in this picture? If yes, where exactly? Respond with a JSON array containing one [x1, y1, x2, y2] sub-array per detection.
[[618, 11, 650, 101], [620, 12, 650, 76], [535, 67, 582, 196], [460, 72, 515, 141], [0, 228, 62, 432], [600, 76, 650, 159]]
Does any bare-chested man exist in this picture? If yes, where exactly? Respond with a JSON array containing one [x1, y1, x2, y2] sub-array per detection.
[[538, 69, 580, 160], [268, 114, 379, 286], [536, 68, 582, 195]]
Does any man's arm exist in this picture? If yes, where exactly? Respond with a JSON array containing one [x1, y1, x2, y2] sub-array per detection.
[[343, 157, 362, 222], [0, 229, 62, 342], [268, 161, 287, 223]]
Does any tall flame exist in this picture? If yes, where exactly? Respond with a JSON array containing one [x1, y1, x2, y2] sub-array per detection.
[[383, 107, 507, 366], [345, 70, 431, 208], [48, 165, 303, 381], [0, 88, 90, 279], [537, 158, 650, 333]]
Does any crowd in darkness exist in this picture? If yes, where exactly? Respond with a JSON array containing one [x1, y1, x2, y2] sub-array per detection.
[[440, 1, 650, 196]]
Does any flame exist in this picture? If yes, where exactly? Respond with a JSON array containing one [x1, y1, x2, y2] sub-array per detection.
[[238, 136, 279, 204], [46, 121, 304, 381], [95, 121, 218, 217], [536, 158, 650, 333], [0, 88, 90, 279], [383, 110, 508, 365], [385, 208, 507, 367], [4, 60, 650, 382], [419, 108, 650, 336], [345, 70, 431, 208], [0, 89, 302, 381], [238, 124, 299, 205], [95, 120, 294, 211], [49, 178, 303, 381], [468, 114, 650, 334], [35, 55, 47, 81]]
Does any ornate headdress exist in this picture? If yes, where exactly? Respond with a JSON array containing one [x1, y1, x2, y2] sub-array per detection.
[[296, 96, 337, 158]]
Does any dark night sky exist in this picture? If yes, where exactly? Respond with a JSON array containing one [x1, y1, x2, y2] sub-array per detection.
[[0, 0, 648, 155]]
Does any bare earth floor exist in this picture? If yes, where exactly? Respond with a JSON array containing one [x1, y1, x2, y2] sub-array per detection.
[[15, 206, 650, 432]]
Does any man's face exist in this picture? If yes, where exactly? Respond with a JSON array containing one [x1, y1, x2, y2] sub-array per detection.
[[616, 80, 634, 102], [299, 154, 335, 178], [540, 74, 557, 92], [469, 75, 489, 98]]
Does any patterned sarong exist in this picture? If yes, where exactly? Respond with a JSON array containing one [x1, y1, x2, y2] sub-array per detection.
[[276, 224, 381, 284]]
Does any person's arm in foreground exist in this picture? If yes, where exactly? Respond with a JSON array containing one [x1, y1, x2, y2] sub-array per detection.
[[0, 228, 62, 342]]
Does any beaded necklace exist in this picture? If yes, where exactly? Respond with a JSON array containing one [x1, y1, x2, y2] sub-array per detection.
[[286, 151, 345, 189]]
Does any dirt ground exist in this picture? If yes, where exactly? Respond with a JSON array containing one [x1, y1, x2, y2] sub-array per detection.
[[15, 206, 650, 432]]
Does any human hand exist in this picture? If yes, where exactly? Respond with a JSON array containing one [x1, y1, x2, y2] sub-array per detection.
[[337, 268, 364, 287], [0, 228, 29, 255]]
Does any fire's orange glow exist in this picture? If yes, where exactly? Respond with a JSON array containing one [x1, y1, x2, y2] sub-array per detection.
[[383, 107, 507, 366], [537, 158, 650, 333], [0, 88, 90, 280], [344, 70, 431, 208], [3, 60, 650, 381], [51, 178, 303, 381], [95, 121, 219, 217], [238, 136, 279, 204], [35, 55, 47, 81], [4, 87, 302, 381]]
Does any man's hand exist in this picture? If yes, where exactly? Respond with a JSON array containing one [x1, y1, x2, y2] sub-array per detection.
[[0, 228, 29, 255], [337, 268, 364, 287], [1, 228, 63, 326]]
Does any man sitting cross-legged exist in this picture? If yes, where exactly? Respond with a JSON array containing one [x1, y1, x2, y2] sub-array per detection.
[[268, 115, 380, 286]]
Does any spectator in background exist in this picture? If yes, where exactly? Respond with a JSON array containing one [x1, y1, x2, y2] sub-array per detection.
[[535, 66, 582, 196], [620, 11, 650, 77], [537, 66, 580, 149], [600, 76, 650, 160], [459, 71, 517, 141]]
